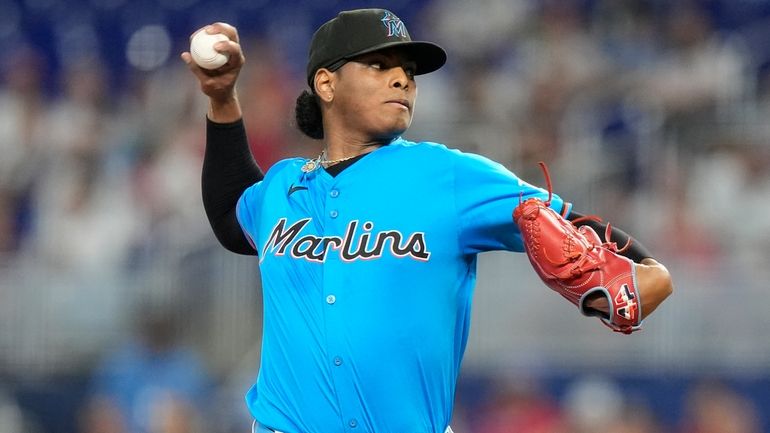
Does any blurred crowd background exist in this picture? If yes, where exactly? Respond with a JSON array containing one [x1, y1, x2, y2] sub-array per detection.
[[1, 0, 770, 432]]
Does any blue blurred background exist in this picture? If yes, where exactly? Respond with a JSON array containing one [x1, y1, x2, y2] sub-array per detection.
[[1, 0, 770, 432]]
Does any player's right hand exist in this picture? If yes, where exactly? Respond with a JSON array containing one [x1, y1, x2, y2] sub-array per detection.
[[181, 22, 245, 105]]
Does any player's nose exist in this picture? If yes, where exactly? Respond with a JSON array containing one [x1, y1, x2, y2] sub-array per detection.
[[390, 66, 410, 90]]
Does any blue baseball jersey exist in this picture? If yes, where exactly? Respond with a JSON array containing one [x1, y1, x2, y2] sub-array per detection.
[[236, 138, 569, 433]]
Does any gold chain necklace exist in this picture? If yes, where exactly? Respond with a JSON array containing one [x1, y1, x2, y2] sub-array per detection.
[[301, 150, 358, 173]]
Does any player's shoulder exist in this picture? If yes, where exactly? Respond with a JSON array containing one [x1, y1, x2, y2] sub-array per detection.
[[388, 137, 459, 159], [391, 136, 448, 150], [262, 157, 307, 180], [390, 137, 498, 167]]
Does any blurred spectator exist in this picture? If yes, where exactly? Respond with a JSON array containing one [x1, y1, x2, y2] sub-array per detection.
[[612, 404, 661, 433], [0, 386, 46, 433], [635, 2, 747, 149], [593, 0, 660, 71], [238, 38, 312, 168], [687, 140, 770, 271], [33, 59, 140, 272], [475, 378, 565, 433], [0, 388, 25, 433], [128, 70, 210, 252], [562, 376, 664, 433], [644, 154, 724, 267], [562, 375, 623, 433], [0, 45, 48, 253], [428, 0, 529, 61], [512, 1, 612, 176], [525, 1, 610, 95], [679, 380, 761, 433], [80, 302, 211, 433]]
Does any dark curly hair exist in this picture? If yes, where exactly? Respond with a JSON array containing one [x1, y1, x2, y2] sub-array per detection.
[[294, 90, 324, 140]]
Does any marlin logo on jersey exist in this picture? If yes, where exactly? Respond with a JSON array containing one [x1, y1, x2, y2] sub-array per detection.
[[381, 11, 407, 38], [260, 218, 430, 263]]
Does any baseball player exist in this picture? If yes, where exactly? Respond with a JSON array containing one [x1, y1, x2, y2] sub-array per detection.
[[181, 8, 673, 433]]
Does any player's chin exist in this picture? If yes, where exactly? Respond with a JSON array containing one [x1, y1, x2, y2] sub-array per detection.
[[372, 123, 409, 142], [382, 113, 412, 136], [383, 123, 410, 140]]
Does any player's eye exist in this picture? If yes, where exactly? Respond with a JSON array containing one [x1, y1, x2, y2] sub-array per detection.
[[404, 66, 416, 79], [368, 61, 384, 69]]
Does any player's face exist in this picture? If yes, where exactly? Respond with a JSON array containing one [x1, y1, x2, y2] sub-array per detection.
[[332, 48, 417, 141]]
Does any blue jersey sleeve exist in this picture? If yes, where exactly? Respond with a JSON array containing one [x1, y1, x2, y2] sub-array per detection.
[[452, 152, 571, 254], [236, 181, 264, 251]]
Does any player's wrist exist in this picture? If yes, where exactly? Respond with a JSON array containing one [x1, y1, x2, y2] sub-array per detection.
[[208, 93, 242, 123]]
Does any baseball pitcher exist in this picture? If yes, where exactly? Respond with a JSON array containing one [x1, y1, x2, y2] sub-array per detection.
[[182, 8, 673, 433]]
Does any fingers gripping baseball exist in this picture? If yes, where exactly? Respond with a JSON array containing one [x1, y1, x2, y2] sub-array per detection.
[[181, 23, 245, 102]]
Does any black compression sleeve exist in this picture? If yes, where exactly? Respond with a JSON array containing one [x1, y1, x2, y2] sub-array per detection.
[[202, 117, 263, 255], [568, 210, 654, 263]]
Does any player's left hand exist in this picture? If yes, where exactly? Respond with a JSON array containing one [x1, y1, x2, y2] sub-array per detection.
[[632, 258, 673, 317], [584, 258, 672, 318]]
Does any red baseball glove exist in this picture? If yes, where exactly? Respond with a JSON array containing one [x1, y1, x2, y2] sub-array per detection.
[[513, 163, 641, 334]]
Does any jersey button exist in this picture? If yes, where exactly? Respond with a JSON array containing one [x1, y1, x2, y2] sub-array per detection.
[[330, 210, 339, 218], [330, 189, 339, 198], [326, 294, 336, 304], [348, 419, 358, 428], [333, 356, 343, 366]]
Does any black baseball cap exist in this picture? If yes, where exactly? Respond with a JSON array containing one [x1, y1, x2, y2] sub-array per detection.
[[306, 8, 447, 89]]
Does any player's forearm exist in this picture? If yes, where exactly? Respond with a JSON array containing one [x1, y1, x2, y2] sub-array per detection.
[[202, 117, 262, 254], [568, 210, 653, 263]]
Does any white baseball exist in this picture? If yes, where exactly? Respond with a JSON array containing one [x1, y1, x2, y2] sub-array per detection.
[[190, 30, 230, 69]]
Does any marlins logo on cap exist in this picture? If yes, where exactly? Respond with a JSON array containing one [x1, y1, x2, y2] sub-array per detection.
[[381, 11, 407, 38]]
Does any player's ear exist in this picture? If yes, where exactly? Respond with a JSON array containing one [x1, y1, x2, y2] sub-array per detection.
[[314, 68, 334, 103]]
